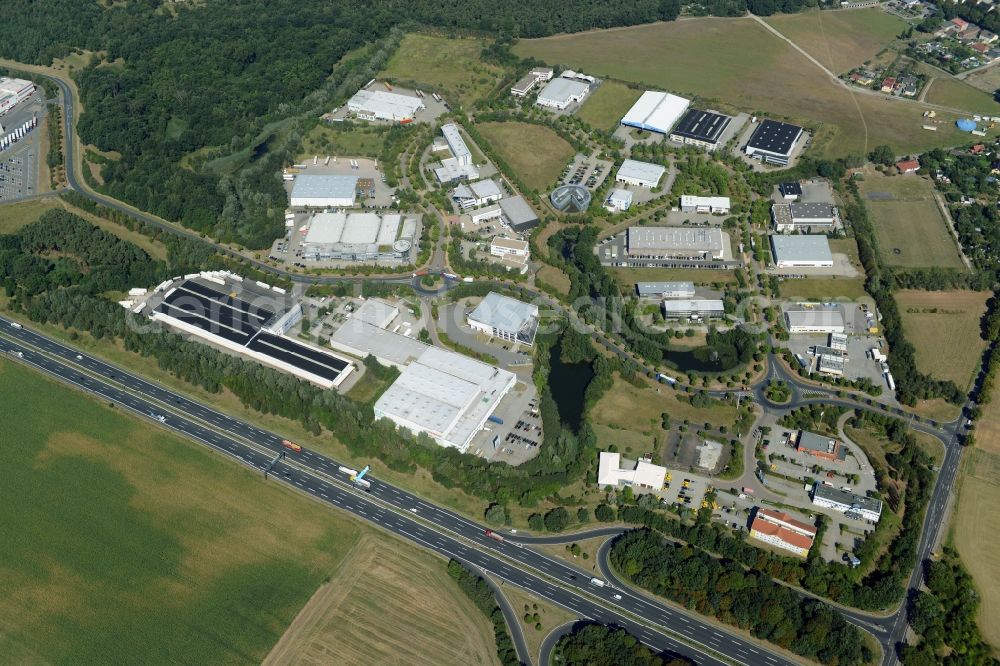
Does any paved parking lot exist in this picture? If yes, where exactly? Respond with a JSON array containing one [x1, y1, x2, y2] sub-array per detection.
[[0, 89, 45, 202], [785, 332, 888, 384], [561, 153, 612, 190], [468, 380, 541, 464]]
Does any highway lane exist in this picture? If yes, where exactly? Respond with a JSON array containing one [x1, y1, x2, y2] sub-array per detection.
[[0, 324, 777, 666]]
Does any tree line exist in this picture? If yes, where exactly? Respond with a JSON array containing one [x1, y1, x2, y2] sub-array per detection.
[[555, 624, 691, 666], [445, 560, 522, 666], [609, 529, 872, 665]]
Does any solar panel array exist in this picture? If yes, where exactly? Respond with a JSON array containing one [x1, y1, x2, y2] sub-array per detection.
[[154, 279, 349, 385]]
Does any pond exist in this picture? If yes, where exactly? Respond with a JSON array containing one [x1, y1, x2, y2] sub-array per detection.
[[663, 345, 741, 374], [547, 343, 594, 433]]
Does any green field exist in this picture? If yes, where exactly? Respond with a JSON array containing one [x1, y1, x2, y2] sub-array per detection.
[[0, 199, 61, 234], [298, 124, 387, 160], [591, 373, 738, 434], [764, 8, 906, 74], [514, 18, 986, 157], [476, 121, 574, 192], [381, 34, 504, 107], [608, 266, 737, 291], [0, 357, 362, 663], [859, 170, 966, 269], [779, 277, 868, 300], [577, 81, 643, 130], [896, 289, 989, 388], [924, 77, 1000, 115]]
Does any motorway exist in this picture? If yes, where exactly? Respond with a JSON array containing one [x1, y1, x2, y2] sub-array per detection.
[[21, 68, 974, 665], [0, 316, 802, 666]]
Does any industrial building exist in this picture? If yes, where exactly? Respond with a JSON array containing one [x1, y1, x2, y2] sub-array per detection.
[[299, 212, 417, 262], [510, 67, 554, 97], [470, 204, 503, 225], [772, 202, 837, 232], [662, 299, 724, 319], [811, 483, 883, 522], [797, 431, 846, 462], [616, 159, 666, 188], [605, 189, 633, 212], [745, 119, 804, 166], [628, 226, 725, 261], [778, 182, 802, 200], [817, 353, 845, 376], [669, 108, 732, 150], [536, 76, 591, 110], [785, 308, 845, 334], [620, 90, 691, 135], [680, 195, 731, 215], [830, 332, 848, 352], [0, 77, 34, 116], [148, 273, 354, 389], [329, 321, 516, 452], [549, 184, 592, 212], [467, 292, 539, 346], [636, 281, 695, 298], [770, 234, 833, 268], [499, 196, 540, 232], [452, 178, 502, 209], [435, 123, 479, 183], [749, 508, 816, 558], [346, 88, 425, 122], [352, 298, 399, 329], [597, 451, 667, 491], [289, 174, 358, 208]]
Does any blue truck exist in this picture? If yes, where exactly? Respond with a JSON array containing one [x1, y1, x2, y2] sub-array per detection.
[[487, 414, 504, 425]]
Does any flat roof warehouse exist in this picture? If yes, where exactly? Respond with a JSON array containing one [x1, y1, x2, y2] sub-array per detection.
[[670, 108, 731, 145], [621, 90, 691, 134]]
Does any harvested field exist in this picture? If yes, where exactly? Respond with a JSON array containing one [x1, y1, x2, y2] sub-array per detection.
[[895, 289, 989, 388], [264, 535, 498, 666]]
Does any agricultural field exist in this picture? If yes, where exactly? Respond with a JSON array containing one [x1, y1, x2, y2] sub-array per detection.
[[895, 289, 989, 388], [0, 358, 362, 664], [924, 76, 1000, 115], [514, 18, 988, 157], [952, 448, 1000, 649], [381, 34, 504, 107], [591, 373, 738, 438], [858, 171, 966, 269], [764, 8, 906, 74], [264, 535, 498, 666], [577, 81, 643, 130], [963, 64, 1000, 95], [476, 121, 574, 192]]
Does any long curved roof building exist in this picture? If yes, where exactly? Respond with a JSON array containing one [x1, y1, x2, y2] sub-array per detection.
[[550, 184, 592, 213]]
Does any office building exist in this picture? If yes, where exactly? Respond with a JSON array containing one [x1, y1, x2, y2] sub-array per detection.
[[785, 308, 845, 333], [749, 508, 816, 557], [616, 159, 666, 188], [346, 89, 424, 122], [635, 281, 696, 298], [811, 483, 883, 522], [680, 195, 731, 215], [467, 292, 539, 345], [597, 452, 667, 491]]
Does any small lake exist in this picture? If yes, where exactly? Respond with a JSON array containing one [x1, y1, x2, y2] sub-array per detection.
[[548, 343, 594, 433]]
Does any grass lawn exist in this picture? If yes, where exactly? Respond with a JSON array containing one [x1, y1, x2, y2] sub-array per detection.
[[924, 76, 1000, 115], [344, 368, 395, 404], [895, 289, 989, 388], [264, 534, 498, 666], [951, 448, 1000, 650], [514, 18, 989, 158], [577, 81, 643, 130], [0, 357, 362, 664], [381, 34, 504, 107], [297, 124, 386, 160], [591, 373, 738, 436], [858, 171, 966, 269], [536, 264, 572, 295], [608, 266, 737, 292], [764, 8, 906, 74], [501, 584, 578, 664], [476, 121, 574, 192], [0, 198, 61, 234], [779, 277, 868, 300]]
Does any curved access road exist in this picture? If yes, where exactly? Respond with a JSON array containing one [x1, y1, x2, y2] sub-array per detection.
[[538, 621, 581, 666], [477, 566, 532, 666]]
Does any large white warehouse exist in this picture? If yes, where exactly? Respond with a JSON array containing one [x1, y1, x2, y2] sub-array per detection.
[[536, 77, 591, 110], [347, 89, 424, 122], [621, 91, 691, 134], [616, 159, 666, 188], [299, 212, 416, 262], [770, 234, 833, 268], [329, 321, 516, 452], [290, 174, 358, 208]]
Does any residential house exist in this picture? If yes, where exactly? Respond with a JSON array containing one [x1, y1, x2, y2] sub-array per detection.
[[972, 143, 987, 155], [972, 42, 990, 55], [951, 17, 970, 32], [880, 77, 898, 93], [896, 158, 920, 174]]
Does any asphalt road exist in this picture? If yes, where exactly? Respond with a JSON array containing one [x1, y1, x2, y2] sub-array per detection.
[[0, 316, 798, 666]]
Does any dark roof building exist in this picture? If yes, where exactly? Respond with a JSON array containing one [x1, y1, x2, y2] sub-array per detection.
[[669, 108, 732, 151], [778, 182, 802, 199], [745, 119, 804, 166]]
